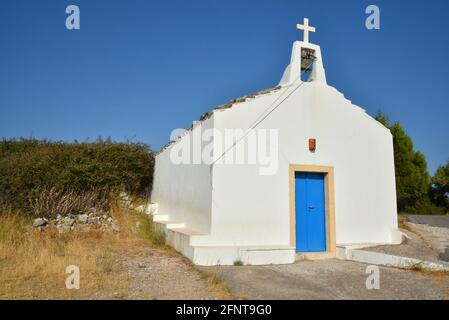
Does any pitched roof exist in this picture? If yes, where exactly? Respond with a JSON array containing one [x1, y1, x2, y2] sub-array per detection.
[[156, 85, 282, 155]]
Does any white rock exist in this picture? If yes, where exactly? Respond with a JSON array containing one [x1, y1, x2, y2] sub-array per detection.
[[57, 224, 71, 234], [135, 203, 158, 215], [135, 204, 147, 213], [119, 192, 129, 201], [61, 217, 75, 226], [88, 216, 100, 224], [33, 218, 47, 228], [111, 222, 120, 232], [148, 203, 158, 215], [78, 214, 89, 224]]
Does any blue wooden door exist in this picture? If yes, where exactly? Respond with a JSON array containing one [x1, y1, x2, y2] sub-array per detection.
[[295, 172, 326, 252]]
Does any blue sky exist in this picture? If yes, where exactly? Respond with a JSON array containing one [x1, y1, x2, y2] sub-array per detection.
[[0, 0, 448, 173]]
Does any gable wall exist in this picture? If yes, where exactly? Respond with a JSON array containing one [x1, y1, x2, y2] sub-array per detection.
[[206, 82, 398, 246]]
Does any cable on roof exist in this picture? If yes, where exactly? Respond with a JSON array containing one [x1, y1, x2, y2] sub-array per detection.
[[210, 61, 314, 166]]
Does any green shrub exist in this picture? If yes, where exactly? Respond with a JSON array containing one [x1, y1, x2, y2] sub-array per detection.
[[233, 259, 244, 266], [0, 138, 154, 214], [431, 159, 449, 211], [402, 196, 446, 215], [133, 213, 166, 246]]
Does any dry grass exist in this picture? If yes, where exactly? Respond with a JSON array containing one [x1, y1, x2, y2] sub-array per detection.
[[29, 187, 113, 218], [201, 273, 234, 300], [0, 202, 233, 300], [0, 205, 165, 299], [398, 215, 415, 234], [173, 252, 233, 300]]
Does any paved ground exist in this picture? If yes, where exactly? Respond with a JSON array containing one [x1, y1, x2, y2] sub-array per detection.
[[200, 216, 449, 300], [201, 259, 449, 300], [406, 215, 449, 262], [362, 216, 449, 263], [407, 215, 449, 228], [363, 227, 444, 263]]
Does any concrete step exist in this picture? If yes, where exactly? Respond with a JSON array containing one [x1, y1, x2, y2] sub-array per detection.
[[153, 214, 170, 222], [154, 218, 295, 266], [168, 226, 204, 236], [337, 245, 449, 271], [166, 223, 185, 229]]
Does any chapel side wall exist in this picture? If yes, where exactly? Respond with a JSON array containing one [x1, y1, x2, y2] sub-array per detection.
[[151, 116, 214, 234], [207, 88, 293, 247], [206, 82, 398, 247]]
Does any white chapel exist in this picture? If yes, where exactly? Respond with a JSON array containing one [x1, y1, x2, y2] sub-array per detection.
[[150, 19, 402, 266]]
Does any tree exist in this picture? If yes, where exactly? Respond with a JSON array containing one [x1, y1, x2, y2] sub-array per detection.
[[374, 110, 389, 127], [431, 160, 449, 211], [375, 111, 431, 211]]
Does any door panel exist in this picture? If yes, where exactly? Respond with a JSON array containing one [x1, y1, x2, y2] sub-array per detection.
[[295, 172, 326, 252]]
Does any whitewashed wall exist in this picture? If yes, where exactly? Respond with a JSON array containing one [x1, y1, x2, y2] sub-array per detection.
[[152, 49, 398, 249], [151, 116, 214, 234], [203, 81, 398, 247]]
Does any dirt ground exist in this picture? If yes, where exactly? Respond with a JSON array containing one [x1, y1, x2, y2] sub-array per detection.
[[0, 209, 231, 300], [201, 259, 449, 300], [4, 212, 449, 300], [1, 244, 231, 300], [98, 247, 231, 300]]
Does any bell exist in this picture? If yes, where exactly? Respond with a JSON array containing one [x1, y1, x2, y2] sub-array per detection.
[[301, 58, 311, 71], [301, 48, 316, 71]]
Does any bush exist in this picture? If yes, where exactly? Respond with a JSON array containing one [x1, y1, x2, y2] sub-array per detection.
[[402, 196, 446, 215], [233, 259, 243, 266], [431, 159, 449, 212], [0, 138, 154, 215]]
